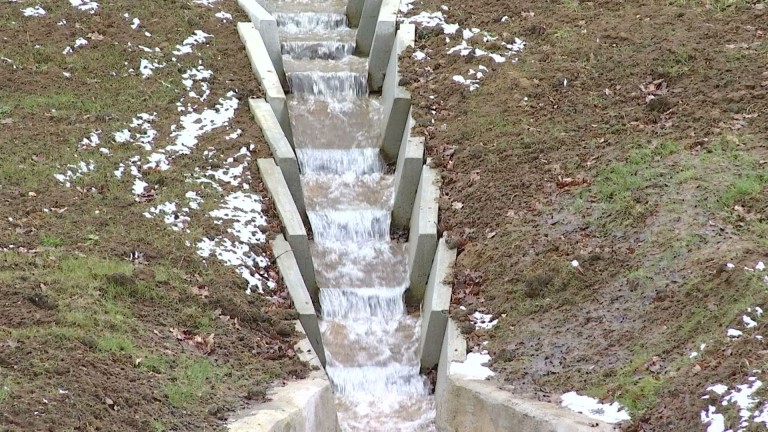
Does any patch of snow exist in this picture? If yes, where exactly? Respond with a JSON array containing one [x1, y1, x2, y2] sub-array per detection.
[[58, 19, 67, 26], [225, 129, 242, 140], [449, 352, 495, 380], [54, 160, 96, 187], [79, 131, 101, 149], [165, 91, 238, 156], [131, 18, 140, 30], [69, 0, 100, 13], [63, 47, 74, 55], [702, 378, 766, 431], [173, 30, 213, 55], [412, 50, 427, 61], [561, 392, 631, 424], [757, 261, 766, 271], [215, 11, 233, 20], [192, 0, 218, 5], [75, 38, 88, 48], [728, 328, 744, 338], [470, 311, 498, 330], [701, 405, 726, 432], [744, 315, 758, 328], [139, 59, 165, 78], [22, 6, 46, 17]]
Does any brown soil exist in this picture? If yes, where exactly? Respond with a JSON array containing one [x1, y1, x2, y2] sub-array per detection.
[[402, 0, 768, 430], [1, 1, 304, 431]]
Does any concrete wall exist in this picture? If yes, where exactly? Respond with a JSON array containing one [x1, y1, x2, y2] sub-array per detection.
[[391, 110, 424, 229], [355, 0, 383, 55], [435, 320, 615, 432], [380, 24, 415, 161], [346, 0, 366, 27], [228, 323, 339, 432], [257, 158, 317, 292], [367, 0, 400, 91], [249, 98, 306, 221], [237, 22, 293, 143], [272, 235, 325, 366], [238, 0, 285, 86], [406, 165, 440, 305], [418, 238, 454, 371]]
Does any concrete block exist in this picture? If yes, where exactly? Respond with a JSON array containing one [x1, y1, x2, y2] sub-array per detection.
[[406, 165, 439, 305], [257, 158, 316, 292], [272, 235, 324, 366], [249, 98, 306, 221], [435, 319, 615, 432], [228, 322, 339, 432], [391, 111, 424, 228], [380, 25, 416, 161], [237, 22, 293, 142], [237, 0, 285, 86], [346, 0, 366, 27], [418, 238, 455, 371], [367, 0, 400, 91], [355, 0, 383, 55]]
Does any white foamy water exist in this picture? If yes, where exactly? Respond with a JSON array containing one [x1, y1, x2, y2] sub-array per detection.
[[281, 4, 436, 430]]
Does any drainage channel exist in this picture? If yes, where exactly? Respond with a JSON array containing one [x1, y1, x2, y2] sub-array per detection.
[[265, 0, 436, 430]]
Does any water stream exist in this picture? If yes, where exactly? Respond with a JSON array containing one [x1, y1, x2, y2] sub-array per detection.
[[267, 0, 436, 429]]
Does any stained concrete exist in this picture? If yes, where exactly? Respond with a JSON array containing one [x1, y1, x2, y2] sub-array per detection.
[[355, 0, 383, 56], [418, 238, 455, 371], [238, 0, 285, 86], [249, 98, 306, 220], [257, 158, 316, 292], [346, 0, 365, 27], [391, 110, 424, 229], [367, 0, 399, 91], [406, 165, 440, 305], [228, 322, 339, 432], [436, 320, 615, 432], [272, 235, 325, 366], [237, 22, 293, 143], [380, 24, 415, 161]]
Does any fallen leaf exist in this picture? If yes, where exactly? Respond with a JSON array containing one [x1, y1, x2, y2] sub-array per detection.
[[134, 358, 143, 367], [104, 397, 116, 410], [191, 285, 210, 298], [0, 118, 13, 125], [451, 202, 464, 210], [486, 231, 496, 239], [556, 176, 591, 189], [87, 32, 104, 40]]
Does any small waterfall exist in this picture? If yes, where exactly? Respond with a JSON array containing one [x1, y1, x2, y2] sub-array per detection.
[[308, 209, 391, 243], [288, 71, 368, 97], [282, 41, 356, 60], [320, 287, 406, 320], [326, 364, 430, 395], [275, 12, 348, 33], [295, 148, 383, 175]]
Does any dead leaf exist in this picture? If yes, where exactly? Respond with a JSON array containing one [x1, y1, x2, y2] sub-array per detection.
[[87, 32, 104, 41], [469, 170, 481, 182], [486, 231, 496, 239], [0, 118, 13, 125], [104, 397, 116, 410], [190, 285, 210, 298], [451, 202, 464, 210], [556, 176, 591, 189], [134, 358, 143, 367]]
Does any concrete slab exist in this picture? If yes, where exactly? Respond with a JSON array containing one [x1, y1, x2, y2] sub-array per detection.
[[418, 238, 455, 371], [237, 22, 293, 143], [346, 0, 365, 27], [257, 158, 316, 292], [380, 24, 415, 160], [228, 322, 339, 432], [406, 165, 440, 305], [272, 235, 324, 366], [435, 319, 615, 432], [355, 0, 383, 55], [237, 0, 285, 86], [391, 111, 424, 228], [249, 98, 306, 220], [367, 0, 399, 91]]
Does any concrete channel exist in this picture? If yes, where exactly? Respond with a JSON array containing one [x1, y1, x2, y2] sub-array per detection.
[[229, 0, 617, 430]]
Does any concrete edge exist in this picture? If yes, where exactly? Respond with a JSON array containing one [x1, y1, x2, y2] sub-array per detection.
[[418, 238, 455, 371], [406, 165, 439, 305], [257, 158, 317, 292], [367, 0, 400, 91], [435, 319, 616, 432], [391, 110, 424, 229], [228, 321, 339, 432], [272, 234, 325, 366], [237, 22, 294, 142], [249, 98, 306, 221], [346, 0, 365, 27], [356, 0, 384, 55], [380, 23, 416, 161], [237, 0, 285, 85]]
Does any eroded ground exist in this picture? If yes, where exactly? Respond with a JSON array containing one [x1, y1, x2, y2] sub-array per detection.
[[1, 1, 306, 430], [401, 0, 768, 430]]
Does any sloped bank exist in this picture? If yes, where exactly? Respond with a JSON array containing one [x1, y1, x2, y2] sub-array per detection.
[[230, 0, 616, 430]]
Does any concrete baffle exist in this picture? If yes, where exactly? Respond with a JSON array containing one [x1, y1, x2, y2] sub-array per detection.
[[418, 238, 455, 371], [238, 0, 285, 86], [391, 110, 424, 229], [406, 165, 440, 305], [380, 23, 416, 161]]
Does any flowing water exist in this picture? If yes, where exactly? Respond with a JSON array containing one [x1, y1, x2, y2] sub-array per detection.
[[266, 0, 436, 429]]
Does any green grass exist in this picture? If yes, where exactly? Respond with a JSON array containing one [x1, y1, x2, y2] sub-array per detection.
[[164, 357, 222, 408], [0, 382, 11, 403], [40, 234, 64, 248], [97, 334, 136, 354]]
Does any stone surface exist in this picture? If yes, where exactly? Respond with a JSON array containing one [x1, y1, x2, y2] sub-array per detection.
[[406, 165, 439, 305]]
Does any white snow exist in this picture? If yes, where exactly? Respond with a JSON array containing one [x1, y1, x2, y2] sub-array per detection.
[[215, 11, 233, 20], [173, 30, 213, 55], [79, 131, 101, 149], [54, 161, 96, 187], [69, 0, 100, 13], [470, 311, 498, 330], [139, 59, 165, 78], [22, 6, 46, 16], [561, 392, 631, 424], [744, 315, 758, 328], [449, 352, 495, 380], [728, 328, 744, 338], [757, 261, 766, 271], [74, 38, 88, 48], [702, 378, 767, 431], [131, 18, 141, 30], [412, 50, 427, 61]]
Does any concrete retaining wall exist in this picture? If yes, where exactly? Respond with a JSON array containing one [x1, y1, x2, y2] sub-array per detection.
[[257, 158, 316, 292], [418, 238, 454, 371], [367, 0, 400, 91], [380, 24, 415, 161], [249, 98, 306, 221], [391, 110, 424, 229], [406, 164, 440, 305], [237, 22, 293, 143], [228, 322, 339, 432], [272, 234, 325, 366], [355, 0, 383, 55], [435, 320, 614, 432], [238, 0, 285, 86], [346, 0, 365, 27]]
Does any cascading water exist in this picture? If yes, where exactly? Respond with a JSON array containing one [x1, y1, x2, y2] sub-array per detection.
[[267, 0, 437, 429]]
